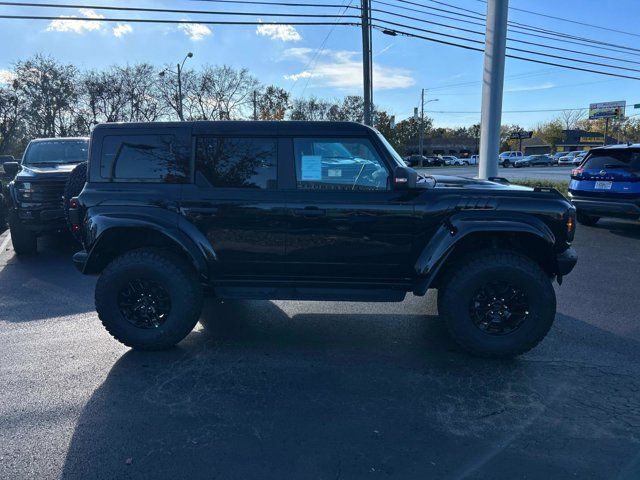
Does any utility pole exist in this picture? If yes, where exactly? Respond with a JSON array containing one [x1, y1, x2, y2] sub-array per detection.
[[604, 117, 609, 145], [478, 0, 509, 179], [176, 62, 184, 122], [361, 0, 373, 126], [253, 90, 258, 121], [419, 88, 425, 156]]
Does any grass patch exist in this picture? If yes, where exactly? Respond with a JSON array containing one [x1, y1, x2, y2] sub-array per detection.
[[510, 179, 569, 196]]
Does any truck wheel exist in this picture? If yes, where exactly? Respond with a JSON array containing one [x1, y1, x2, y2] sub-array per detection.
[[576, 211, 599, 226], [437, 250, 556, 358], [95, 248, 203, 350], [63, 162, 87, 241], [9, 213, 37, 255]]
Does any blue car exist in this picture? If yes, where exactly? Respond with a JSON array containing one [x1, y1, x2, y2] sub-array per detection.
[[568, 144, 640, 225]]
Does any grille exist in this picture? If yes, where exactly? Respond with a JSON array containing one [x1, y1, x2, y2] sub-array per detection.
[[21, 180, 67, 206]]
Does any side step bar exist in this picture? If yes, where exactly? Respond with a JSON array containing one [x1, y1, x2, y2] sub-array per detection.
[[214, 286, 407, 302]]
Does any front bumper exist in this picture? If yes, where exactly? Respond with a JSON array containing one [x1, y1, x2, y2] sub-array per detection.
[[568, 193, 640, 220], [556, 247, 577, 276]]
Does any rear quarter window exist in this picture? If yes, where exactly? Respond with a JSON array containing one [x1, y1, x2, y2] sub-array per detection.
[[100, 134, 191, 182]]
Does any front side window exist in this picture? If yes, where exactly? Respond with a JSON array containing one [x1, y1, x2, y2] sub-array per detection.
[[100, 134, 190, 182], [196, 137, 277, 189], [293, 138, 389, 191]]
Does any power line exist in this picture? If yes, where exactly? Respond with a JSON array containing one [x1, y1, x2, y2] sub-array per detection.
[[372, 25, 640, 81], [374, 18, 640, 74], [473, 0, 640, 39], [0, 2, 361, 19], [0, 14, 360, 26], [189, 0, 358, 7], [370, 4, 640, 66]]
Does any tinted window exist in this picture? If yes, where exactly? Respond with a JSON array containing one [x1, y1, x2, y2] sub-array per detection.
[[100, 134, 190, 182], [196, 137, 277, 189], [583, 150, 640, 172], [293, 138, 389, 191], [24, 140, 88, 165]]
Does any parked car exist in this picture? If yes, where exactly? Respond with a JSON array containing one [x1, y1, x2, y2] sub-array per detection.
[[69, 120, 577, 358], [558, 151, 582, 166], [404, 155, 428, 168], [0, 155, 15, 228], [568, 144, 640, 226], [425, 155, 444, 166], [550, 152, 565, 165], [443, 155, 466, 166], [498, 151, 523, 167], [573, 151, 588, 166], [514, 154, 553, 168], [468, 155, 479, 165], [4, 137, 89, 254]]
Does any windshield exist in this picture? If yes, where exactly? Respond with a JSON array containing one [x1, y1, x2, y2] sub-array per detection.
[[582, 150, 640, 172], [23, 139, 89, 165], [376, 131, 405, 168]]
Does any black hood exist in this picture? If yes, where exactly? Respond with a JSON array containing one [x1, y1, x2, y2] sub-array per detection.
[[15, 163, 78, 181], [429, 174, 532, 191]]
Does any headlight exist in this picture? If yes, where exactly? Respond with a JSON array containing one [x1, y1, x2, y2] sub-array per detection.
[[17, 182, 34, 199]]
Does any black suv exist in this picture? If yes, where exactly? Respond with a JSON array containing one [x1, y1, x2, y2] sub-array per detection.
[[5, 137, 89, 254], [70, 121, 577, 357]]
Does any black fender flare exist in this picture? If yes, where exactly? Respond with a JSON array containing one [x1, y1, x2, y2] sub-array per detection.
[[413, 212, 556, 295], [82, 211, 215, 279]]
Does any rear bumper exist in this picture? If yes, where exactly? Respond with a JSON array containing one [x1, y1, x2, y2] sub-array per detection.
[[556, 247, 577, 276], [568, 193, 640, 219]]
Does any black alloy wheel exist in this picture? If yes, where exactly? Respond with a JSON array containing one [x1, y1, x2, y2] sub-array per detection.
[[117, 278, 172, 329], [469, 281, 529, 335]]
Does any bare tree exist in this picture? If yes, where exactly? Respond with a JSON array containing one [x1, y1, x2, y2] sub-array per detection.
[[288, 96, 332, 121], [256, 85, 289, 120], [202, 65, 259, 120], [558, 110, 585, 130], [0, 83, 25, 154]]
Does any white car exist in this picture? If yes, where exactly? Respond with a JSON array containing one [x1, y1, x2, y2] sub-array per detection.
[[443, 155, 467, 166], [498, 151, 523, 167], [558, 151, 581, 166], [468, 155, 479, 165]]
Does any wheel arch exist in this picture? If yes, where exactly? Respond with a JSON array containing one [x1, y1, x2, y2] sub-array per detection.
[[413, 215, 556, 295]]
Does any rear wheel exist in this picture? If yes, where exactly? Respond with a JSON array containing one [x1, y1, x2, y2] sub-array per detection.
[[95, 248, 203, 350], [437, 249, 556, 358], [503, 160, 510, 167], [576, 211, 600, 226], [9, 213, 37, 255]]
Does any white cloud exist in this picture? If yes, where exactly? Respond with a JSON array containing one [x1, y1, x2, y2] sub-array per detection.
[[178, 22, 212, 41], [283, 49, 414, 90], [0, 69, 16, 84], [46, 8, 104, 34], [256, 22, 301, 42], [112, 23, 133, 38], [505, 82, 555, 93]]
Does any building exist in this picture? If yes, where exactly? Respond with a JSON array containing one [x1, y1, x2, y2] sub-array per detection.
[[407, 136, 478, 158], [522, 129, 619, 155]]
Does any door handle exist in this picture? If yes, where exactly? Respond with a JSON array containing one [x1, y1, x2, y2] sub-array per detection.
[[293, 207, 326, 217]]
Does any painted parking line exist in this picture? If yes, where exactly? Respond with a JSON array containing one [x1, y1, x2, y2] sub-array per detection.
[[0, 231, 11, 264]]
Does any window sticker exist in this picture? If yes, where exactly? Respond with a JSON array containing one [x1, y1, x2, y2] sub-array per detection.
[[300, 155, 322, 181], [327, 169, 342, 177]]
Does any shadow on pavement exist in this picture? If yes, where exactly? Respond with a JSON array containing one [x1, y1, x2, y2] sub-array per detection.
[[61, 301, 640, 480], [598, 218, 640, 240], [0, 233, 96, 322]]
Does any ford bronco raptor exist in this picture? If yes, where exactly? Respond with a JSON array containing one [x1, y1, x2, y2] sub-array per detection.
[[69, 121, 577, 357], [4, 137, 89, 254]]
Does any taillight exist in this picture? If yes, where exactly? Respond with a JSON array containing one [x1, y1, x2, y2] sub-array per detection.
[[68, 197, 79, 209], [571, 167, 583, 178]]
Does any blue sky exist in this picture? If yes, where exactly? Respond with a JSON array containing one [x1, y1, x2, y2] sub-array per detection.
[[1, 0, 639, 128]]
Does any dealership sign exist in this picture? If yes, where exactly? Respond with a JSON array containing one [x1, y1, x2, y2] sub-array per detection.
[[589, 101, 626, 120]]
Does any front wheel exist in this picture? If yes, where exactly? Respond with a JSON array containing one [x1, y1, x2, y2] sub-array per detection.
[[576, 211, 600, 226], [437, 250, 556, 357], [9, 214, 37, 255], [95, 248, 203, 350], [502, 160, 510, 167]]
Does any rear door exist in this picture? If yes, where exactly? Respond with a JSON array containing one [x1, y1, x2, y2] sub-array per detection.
[[283, 135, 415, 281], [571, 148, 640, 198], [179, 130, 287, 279]]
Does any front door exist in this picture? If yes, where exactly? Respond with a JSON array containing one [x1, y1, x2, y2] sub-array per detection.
[[284, 136, 415, 282], [179, 135, 288, 280]]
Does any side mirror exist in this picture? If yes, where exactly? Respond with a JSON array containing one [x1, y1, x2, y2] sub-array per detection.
[[3, 162, 20, 177], [0, 155, 15, 165], [393, 165, 417, 190]]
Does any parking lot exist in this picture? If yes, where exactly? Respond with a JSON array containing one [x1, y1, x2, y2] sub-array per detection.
[[1, 215, 639, 479], [418, 165, 574, 182]]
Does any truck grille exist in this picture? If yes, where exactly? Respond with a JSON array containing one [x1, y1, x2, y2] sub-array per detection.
[[23, 180, 67, 206]]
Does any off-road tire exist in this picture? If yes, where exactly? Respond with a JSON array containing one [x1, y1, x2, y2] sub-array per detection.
[[63, 162, 87, 240], [95, 248, 203, 350], [9, 213, 37, 255], [576, 211, 600, 226], [437, 249, 556, 358]]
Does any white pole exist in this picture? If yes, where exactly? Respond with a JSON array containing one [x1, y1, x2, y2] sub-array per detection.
[[478, 0, 509, 179]]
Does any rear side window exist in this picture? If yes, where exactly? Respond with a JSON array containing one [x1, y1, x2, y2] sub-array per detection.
[[195, 137, 277, 189], [100, 134, 190, 182], [583, 150, 640, 172], [293, 138, 389, 191]]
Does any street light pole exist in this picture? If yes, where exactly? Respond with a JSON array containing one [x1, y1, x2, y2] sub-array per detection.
[[419, 88, 424, 156], [160, 52, 193, 122], [478, 0, 509, 179]]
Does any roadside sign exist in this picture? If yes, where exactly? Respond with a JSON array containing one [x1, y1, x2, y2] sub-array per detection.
[[634, 104, 640, 109], [509, 131, 533, 140], [589, 101, 626, 120]]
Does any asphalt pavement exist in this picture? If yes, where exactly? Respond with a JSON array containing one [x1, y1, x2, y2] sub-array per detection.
[[418, 165, 574, 182], [1, 218, 639, 480]]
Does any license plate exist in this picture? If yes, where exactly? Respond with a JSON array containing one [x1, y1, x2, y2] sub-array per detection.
[[595, 181, 612, 190]]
